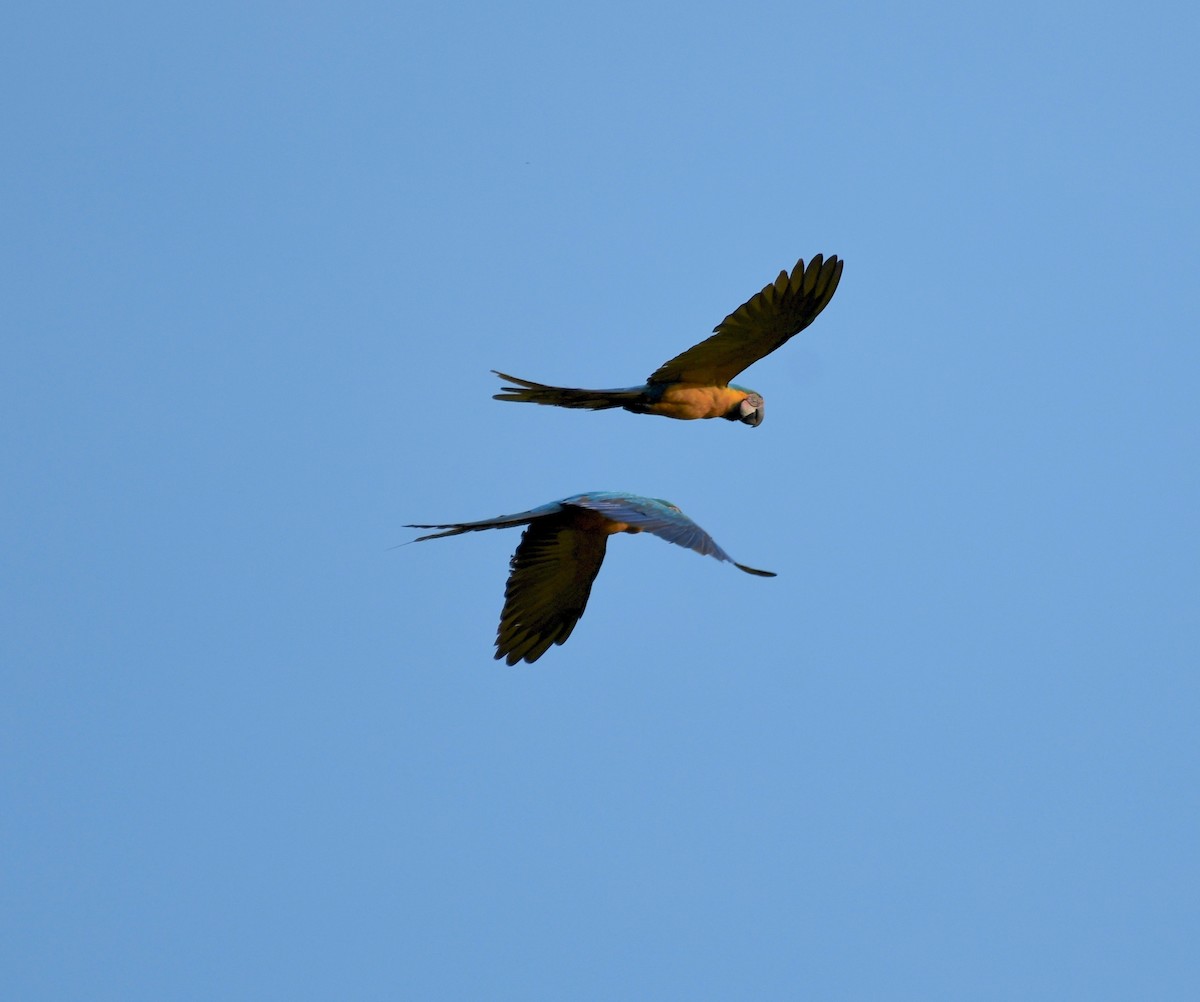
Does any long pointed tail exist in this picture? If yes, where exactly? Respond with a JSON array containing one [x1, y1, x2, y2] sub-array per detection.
[[406, 499, 568, 542], [405, 514, 532, 542], [492, 370, 646, 411]]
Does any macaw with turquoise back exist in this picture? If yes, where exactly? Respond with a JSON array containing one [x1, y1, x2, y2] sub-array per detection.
[[408, 491, 774, 665]]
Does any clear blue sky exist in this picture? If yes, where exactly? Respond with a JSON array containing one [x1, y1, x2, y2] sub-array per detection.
[[4, 1, 1197, 998]]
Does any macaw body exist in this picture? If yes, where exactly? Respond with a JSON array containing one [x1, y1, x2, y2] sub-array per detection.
[[494, 254, 843, 427], [408, 491, 774, 665], [491, 377, 761, 423]]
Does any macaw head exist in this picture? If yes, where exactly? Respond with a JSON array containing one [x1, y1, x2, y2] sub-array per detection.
[[735, 390, 764, 427]]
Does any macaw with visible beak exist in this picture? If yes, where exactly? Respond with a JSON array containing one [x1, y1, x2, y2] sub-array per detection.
[[408, 491, 774, 665], [494, 254, 842, 427]]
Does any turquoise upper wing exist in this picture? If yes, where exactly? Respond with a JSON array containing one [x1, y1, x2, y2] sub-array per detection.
[[646, 255, 843, 387], [563, 492, 775, 577]]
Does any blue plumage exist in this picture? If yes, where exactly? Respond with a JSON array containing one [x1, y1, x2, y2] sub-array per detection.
[[408, 492, 774, 665]]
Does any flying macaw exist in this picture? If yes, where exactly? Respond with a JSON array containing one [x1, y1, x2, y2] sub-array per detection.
[[408, 491, 775, 665], [493, 254, 842, 427]]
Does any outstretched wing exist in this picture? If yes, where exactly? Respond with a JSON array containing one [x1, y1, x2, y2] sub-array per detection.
[[496, 516, 609, 665], [647, 255, 843, 386], [565, 493, 776, 577]]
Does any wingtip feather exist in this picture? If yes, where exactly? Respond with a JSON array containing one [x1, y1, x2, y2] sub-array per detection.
[[734, 562, 777, 577]]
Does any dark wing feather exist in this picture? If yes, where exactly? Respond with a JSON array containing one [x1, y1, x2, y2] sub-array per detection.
[[496, 517, 609, 665], [647, 255, 843, 386]]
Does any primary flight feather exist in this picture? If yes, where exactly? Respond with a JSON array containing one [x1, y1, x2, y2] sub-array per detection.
[[494, 254, 843, 427], [408, 491, 774, 665]]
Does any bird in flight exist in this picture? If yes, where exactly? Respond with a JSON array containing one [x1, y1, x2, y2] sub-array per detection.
[[408, 491, 774, 665], [493, 254, 842, 427]]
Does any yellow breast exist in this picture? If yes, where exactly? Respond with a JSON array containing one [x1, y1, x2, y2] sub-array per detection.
[[652, 384, 746, 421]]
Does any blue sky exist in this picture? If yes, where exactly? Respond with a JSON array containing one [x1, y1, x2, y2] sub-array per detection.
[[3, 1, 1197, 998]]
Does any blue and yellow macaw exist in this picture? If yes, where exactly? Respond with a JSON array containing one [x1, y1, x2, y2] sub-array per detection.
[[408, 491, 774, 665], [493, 254, 843, 427]]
